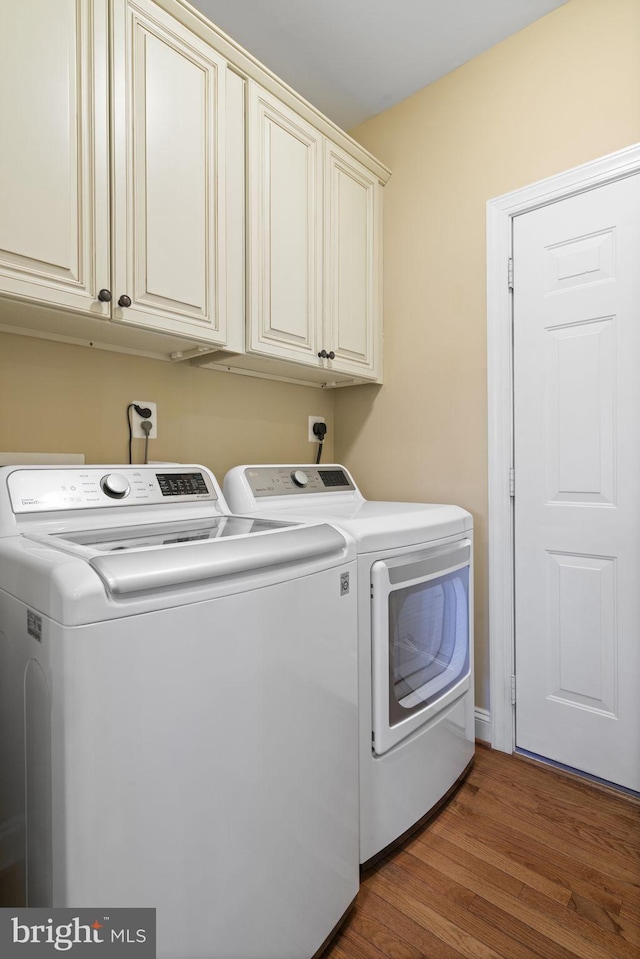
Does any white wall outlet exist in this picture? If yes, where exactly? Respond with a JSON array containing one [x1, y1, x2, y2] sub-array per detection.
[[308, 416, 326, 443], [131, 401, 158, 439]]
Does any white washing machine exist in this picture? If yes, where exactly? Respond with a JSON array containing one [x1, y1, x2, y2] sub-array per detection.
[[224, 464, 475, 866], [0, 464, 359, 959]]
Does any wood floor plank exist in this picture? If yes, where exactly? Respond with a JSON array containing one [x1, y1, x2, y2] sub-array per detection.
[[353, 887, 467, 959], [466, 894, 580, 959], [433, 794, 640, 891], [516, 885, 640, 959], [369, 860, 549, 959], [412, 827, 568, 905], [411, 832, 526, 897], [391, 847, 477, 909], [323, 748, 640, 959], [620, 900, 640, 925], [533, 794, 640, 854], [367, 867, 516, 959], [477, 749, 640, 826], [450, 778, 640, 881], [471, 760, 640, 851], [433, 799, 636, 915], [334, 926, 394, 959], [345, 906, 429, 959], [427, 806, 578, 904], [568, 891, 640, 947]]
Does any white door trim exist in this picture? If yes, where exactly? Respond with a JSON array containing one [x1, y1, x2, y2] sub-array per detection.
[[486, 142, 640, 753]]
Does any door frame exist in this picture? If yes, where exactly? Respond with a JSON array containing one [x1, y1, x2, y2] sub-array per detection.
[[486, 142, 640, 753]]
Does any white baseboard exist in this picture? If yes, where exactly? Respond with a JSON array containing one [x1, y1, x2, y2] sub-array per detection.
[[475, 707, 492, 745]]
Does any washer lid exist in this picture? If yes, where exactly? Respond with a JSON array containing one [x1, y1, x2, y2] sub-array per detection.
[[36, 515, 290, 554], [24, 518, 346, 596], [0, 518, 353, 625]]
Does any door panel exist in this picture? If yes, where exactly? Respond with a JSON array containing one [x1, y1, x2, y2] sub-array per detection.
[[142, 31, 207, 309], [546, 551, 616, 714], [112, 0, 230, 343], [247, 82, 322, 364], [0, 0, 109, 314], [513, 173, 640, 790], [325, 143, 382, 380], [545, 317, 614, 504], [269, 124, 312, 342]]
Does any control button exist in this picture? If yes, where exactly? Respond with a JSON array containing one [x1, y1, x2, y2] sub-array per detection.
[[291, 469, 309, 488], [100, 473, 131, 499]]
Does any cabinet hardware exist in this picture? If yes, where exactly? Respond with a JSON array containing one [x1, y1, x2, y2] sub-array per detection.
[[118, 294, 132, 308], [97, 289, 112, 302]]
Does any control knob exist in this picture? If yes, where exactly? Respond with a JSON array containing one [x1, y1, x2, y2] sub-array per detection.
[[100, 473, 130, 499], [291, 469, 309, 488]]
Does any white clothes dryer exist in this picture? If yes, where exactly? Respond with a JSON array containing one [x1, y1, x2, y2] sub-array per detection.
[[0, 464, 359, 959], [224, 464, 475, 866]]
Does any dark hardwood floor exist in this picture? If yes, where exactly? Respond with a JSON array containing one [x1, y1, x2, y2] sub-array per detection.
[[326, 746, 640, 959]]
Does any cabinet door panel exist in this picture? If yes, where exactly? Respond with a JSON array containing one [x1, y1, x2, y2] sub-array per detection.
[[269, 124, 311, 343], [0, 0, 109, 314], [325, 143, 382, 381], [248, 83, 322, 363], [143, 32, 206, 309], [112, 0, 230, 344]]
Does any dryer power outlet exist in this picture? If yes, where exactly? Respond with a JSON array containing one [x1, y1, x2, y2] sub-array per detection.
[[131, 401, 158, 439]]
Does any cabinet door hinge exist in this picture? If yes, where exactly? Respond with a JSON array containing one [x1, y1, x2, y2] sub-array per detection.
[[509, 467, 515, 497], [511, 675, 517, 705], [508, 257, 514, 291]]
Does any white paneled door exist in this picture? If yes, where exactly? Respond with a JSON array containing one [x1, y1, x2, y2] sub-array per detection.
[[513, 174, 640, 791]]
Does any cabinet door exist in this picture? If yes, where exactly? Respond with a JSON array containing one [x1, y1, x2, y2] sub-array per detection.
[[324, 143, 382, 381], [0, 0, 110, 315], [111, 0, 236, 345], [247, 82, 322, 365]]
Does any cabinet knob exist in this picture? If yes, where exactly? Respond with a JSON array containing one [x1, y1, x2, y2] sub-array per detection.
[[118, 294, 132, 308], [318, 349, 327, 359], [97, 288, 112, 302], [327, 351, 335, 360]]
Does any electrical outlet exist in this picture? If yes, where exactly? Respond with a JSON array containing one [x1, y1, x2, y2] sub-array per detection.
[[131, 401, 158, 439], [308, 416, 326, 443]]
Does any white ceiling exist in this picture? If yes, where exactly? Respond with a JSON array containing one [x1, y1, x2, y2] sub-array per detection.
[[190, 0, 569, 130]]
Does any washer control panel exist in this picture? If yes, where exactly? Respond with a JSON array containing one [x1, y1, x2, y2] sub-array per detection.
[[246, 466, 355, 498], [8, 467, 217, 513]]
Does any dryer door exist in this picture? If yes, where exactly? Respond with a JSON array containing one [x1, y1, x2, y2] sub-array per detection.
[[371, 539, 471, 755]]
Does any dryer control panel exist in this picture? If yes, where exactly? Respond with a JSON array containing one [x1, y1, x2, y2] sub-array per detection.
[[7, 466, 218, 513], [246, 466, 355, 498]]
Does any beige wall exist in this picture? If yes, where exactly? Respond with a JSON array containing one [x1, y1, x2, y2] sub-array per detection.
[[2, 0, 638, 715], [0, 332, 334, 478], [337, 0, 640, 709]]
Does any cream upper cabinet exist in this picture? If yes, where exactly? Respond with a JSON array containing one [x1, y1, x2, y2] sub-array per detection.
[[324, 142, 382, 382], [0, 0, 243, 351], [246, 81, 383, 383], [247, 83, 323, 364], [111, 0, 241, 347], [0, 0, 386, 382], [0, 0, 110, 316]]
